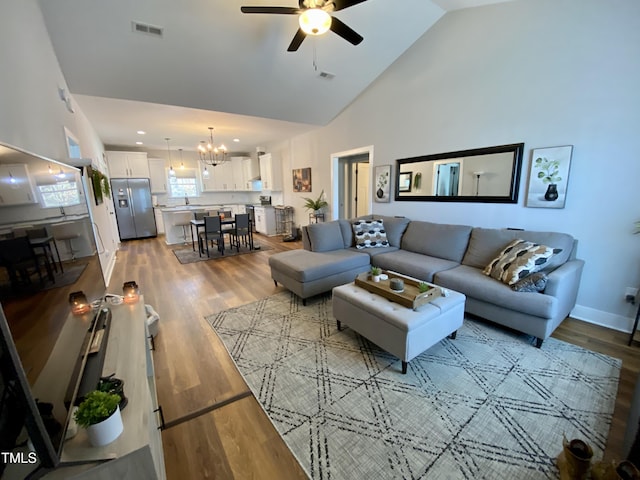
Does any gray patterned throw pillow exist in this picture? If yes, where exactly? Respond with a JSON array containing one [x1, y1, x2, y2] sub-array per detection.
[[353, 219, 389, 249]]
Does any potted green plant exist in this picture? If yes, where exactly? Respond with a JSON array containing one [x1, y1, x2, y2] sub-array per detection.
[[302, 190, 329, 214], [534, 156, 562, 201], [74, 390, 123, 447], [371, 266, 382, 283], [418, 281, 429, 293]]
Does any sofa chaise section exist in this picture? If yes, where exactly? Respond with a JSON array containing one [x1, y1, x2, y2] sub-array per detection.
[[269, 221, 371, 304]]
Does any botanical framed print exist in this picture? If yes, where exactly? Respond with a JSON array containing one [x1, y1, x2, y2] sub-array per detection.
[[293, 167, 311, 192], [526, 145, 573, 208], [374, 165, 391, 203], [398, 171, 412, 193]]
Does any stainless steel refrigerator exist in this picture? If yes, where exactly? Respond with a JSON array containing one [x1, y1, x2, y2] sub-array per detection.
[[111, 178, 157, 240]]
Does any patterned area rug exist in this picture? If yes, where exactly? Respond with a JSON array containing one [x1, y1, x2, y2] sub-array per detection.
[[205, 292, 621, 479], [172, 243, 272, 264]]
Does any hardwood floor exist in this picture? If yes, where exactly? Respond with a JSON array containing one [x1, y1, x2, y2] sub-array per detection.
[[4, 233, 640, 478]]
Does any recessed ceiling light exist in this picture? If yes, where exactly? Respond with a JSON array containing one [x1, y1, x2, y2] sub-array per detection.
[[137, 130, 146, 135], [136, 141, 143, 145], [233, 138, 240, 143]]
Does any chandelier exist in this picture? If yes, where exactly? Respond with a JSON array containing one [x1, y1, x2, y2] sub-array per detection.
[[198, 127, 228, 177]]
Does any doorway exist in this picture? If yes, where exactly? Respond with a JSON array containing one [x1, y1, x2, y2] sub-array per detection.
[[331, 146, 374, 220]]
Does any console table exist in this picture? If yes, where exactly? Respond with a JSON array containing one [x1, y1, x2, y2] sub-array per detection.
[[35, 298, 165, 479]]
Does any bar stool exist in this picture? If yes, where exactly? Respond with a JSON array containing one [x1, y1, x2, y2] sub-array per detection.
[[171, 212, 193, 244], [51, 222, 81, 262]]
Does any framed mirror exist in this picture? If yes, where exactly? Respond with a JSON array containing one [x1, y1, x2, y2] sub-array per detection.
[[395, 143, 524, 203]]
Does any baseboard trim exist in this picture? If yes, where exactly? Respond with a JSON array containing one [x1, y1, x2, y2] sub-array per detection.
[[571, 304, 636, 333]]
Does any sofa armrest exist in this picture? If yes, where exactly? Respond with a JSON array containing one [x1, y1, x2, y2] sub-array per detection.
[[544, 259, 585, 318]]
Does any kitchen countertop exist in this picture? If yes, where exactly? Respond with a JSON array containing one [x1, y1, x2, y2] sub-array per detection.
[[0, 214, 90, 234]]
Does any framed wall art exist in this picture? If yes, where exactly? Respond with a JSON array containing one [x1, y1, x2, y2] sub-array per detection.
[[526, 145, 573, 208], [293, 167, 311, 192], [374, 165, 391, 203], [398, 171, 413, 193]]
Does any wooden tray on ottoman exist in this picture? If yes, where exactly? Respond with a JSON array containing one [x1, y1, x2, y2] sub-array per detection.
[[354, 270, 442, 310]]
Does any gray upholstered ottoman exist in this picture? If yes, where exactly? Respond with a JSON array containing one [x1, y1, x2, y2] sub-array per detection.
[[332, 282, 465, 373]]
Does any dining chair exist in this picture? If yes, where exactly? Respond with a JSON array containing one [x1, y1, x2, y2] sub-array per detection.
[[170, 211, 193, 245], [193, 210, 207, 221], [217, 210, 234, 239], [0, 236, 53, 289], [229, 214, 251, 252], [198, 215, 224, 257], [26, 227, 58, 273], [51, 222, 81, 261]]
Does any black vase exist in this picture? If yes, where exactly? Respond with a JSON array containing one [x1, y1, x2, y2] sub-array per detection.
[[544, 184, 559, 201], [376, 188, 384, 199]]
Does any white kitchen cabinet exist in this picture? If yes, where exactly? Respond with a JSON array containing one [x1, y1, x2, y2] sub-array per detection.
[[107, 151, 150, 178], [212, 161, 236, 191], [148, 158, 167, 193], [241, 156, 260, 191], [254, 205, 277, 236], [259, 153, 282, 191], [154, 208, 165, 234], [0, 164, 38, 206]]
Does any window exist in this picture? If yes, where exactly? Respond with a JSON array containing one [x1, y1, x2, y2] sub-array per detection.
[[38, 179, 81, 208], [168, 168, 199, 198]]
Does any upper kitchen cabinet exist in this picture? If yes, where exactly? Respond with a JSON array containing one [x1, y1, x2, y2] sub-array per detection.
[[259, 153, 282, 191], [242, 156, 260, 191], [0, 164, 38, 206], [107, 151, 150, 178], [148, 158, 167, 193]]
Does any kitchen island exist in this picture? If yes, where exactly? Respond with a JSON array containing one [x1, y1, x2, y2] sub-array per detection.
[[159, 204, 248, 245]]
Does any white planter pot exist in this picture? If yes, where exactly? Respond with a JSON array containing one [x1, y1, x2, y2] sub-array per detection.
[[86, 406, 123, 447], [372, 275, 381, 283]]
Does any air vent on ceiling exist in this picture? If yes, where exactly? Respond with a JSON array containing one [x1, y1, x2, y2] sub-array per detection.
[[132, 21, 164, 38], [318, 71, 335, 80]]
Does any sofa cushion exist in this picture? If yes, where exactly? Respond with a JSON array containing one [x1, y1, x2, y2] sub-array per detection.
[[401, 221, 472, 262], [269, 249, 370, 283], [483, 239, 561, 285], [306, 221, 344, 252], [338, 219, 354, 248], [435, 265, 558, 319], [371, 250, 459, 283], [462, 228, 574, 270], [353, 219, 389, 249]]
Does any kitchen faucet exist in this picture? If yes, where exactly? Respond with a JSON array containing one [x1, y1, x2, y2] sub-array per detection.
[[185, 196, 190, 205]]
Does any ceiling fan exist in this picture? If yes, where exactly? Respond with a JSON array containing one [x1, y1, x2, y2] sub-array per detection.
[[240, 0, 367, 52]]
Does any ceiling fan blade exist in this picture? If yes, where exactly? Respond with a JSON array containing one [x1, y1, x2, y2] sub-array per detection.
[[329, 0, 368, 11], [287, 28, 307, 52], [240, 6, 300, 14], [329, 16, 363, 45]]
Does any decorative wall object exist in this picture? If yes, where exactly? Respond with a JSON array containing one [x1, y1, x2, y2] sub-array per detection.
[[395, 143, 524, 203], [526, 145, 573, 208], [293, 167, 312, 192], [374, 165, 391, 203], [398, 172, 413, 192], [90, 167, 110, 205]]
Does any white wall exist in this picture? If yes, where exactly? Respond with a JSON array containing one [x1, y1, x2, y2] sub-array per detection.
[[266, 0, 640, 329], [0, 0, 118, 284]]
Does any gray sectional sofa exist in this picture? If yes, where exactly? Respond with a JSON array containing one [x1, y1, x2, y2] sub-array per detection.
[[268, 215, 584, 347]]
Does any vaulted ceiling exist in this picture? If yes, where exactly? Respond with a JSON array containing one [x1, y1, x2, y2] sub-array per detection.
[[39, 0, 513, 152]]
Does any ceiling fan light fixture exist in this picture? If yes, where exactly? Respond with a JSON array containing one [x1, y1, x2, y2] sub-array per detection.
[[299, 8, 331, 36]]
